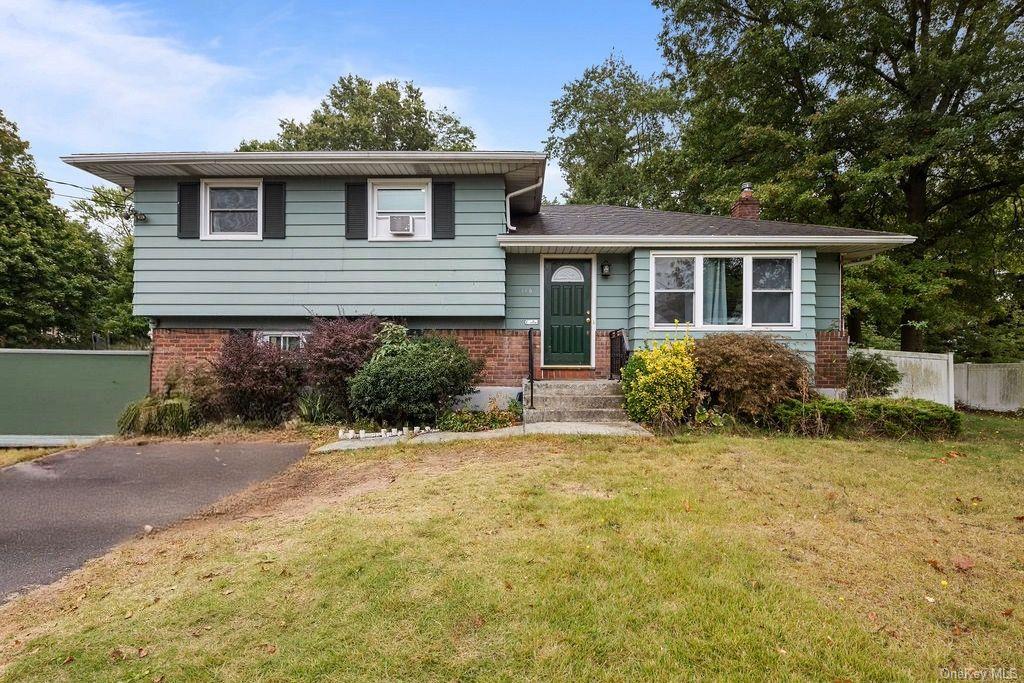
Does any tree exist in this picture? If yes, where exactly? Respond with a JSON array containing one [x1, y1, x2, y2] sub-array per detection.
[[545, 55, 675, 207], [69, 186, 150, 346], [0, 110, 110, 347], [546, 1, 1024, 355], [239, 75, 475, 152]]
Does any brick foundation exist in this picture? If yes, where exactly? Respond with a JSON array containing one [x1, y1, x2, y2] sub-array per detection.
[[436, 329, 613, 385], [150, 327, 615, 392], [814, 330, 849, 389], [150, 328, 231, 393]]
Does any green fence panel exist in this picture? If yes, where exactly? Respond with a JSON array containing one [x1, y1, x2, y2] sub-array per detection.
[[0, 350, 150, 436]]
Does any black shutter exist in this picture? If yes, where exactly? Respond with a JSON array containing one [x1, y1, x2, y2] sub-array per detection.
[[345, 183, 368, 239], [177, 182, 200, 239], [432, 182, 455, 239], [263, 182, 286, 239]]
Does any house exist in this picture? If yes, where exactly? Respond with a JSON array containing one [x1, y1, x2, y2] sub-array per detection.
[[62, 151, 914, 401]]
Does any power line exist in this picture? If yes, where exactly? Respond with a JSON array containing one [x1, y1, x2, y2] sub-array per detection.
[[49, 190, 131, 209], [3, 166, 133, 205]]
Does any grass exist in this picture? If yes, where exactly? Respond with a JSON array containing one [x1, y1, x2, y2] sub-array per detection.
[[1, 414, 1022, 680], [0, 448, 59, 469]]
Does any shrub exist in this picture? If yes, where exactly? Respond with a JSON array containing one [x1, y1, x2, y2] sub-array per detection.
[[693, 333, 810, 423], [847, 350, 902, 398], [437, 398, 522, 432], [296, 388, 337, 425], [348, 330, 482, 426], [163, 363, 224, 423], [621, 337, 700, 431], [302, 317, 382, 416], [118, 396, 199, 436], [850, 398, 962, 439], [774, 397, 856, 437], [213, 333, 304, 425]]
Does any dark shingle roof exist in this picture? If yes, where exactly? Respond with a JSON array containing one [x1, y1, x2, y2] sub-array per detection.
[[512, 204, 907, 239]]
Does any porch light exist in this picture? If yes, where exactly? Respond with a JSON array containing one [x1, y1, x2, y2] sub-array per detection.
[[600, 260, 612, 277]]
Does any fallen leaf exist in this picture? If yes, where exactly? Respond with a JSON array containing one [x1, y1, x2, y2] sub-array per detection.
[[684, 500, 691, 512], [952, 624, 970, 636], [263, 644, 277, 654], [952, 556, 976, 572], [867, 612, 877, 622], [138, 647, 149, 658], [927, 558, 946, 574], [61, 655, 74, 665], [925, 596, 936, 603], [1002, 608, 1014, 617], [153, 676, 165, 683], [109, 647, 128, 662], [222, 589, 234, 595], [1014, 515, 1024, 522]]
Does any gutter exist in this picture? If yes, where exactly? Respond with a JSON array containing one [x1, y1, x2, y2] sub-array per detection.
[[505, 179, 545, 233], [495, 234, 917, 248]]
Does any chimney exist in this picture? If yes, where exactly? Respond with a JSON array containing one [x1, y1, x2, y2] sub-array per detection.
[[730, 182, 761, 220]]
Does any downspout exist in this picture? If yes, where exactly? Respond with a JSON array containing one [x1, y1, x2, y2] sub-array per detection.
[[505, 178, 544, 233]]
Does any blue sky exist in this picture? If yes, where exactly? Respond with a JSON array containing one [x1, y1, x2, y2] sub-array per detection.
[[0, 0, 665, 204]]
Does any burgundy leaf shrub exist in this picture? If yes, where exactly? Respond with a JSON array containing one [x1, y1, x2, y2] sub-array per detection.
[[693, 333, 810, 423], [302, 316, 382, 415], [213, 333, 304, 425]]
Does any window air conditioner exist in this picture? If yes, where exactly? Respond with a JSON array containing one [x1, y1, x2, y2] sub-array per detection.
[[389, 215, 415, 235]]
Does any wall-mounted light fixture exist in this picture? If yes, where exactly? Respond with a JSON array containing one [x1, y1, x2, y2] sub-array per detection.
[[126, 208, 148, 223], [600, 260, 611, 277]]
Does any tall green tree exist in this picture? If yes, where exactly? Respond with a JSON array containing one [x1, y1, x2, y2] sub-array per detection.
[[0, 110, 110, 347], [239, 75, 476, 152], [546, 55, 676, 207], [69, 187, 150, 346], [547, 1, 1024, 355]]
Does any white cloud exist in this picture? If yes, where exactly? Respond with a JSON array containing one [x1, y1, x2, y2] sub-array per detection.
[[0, 0, 490, 203]]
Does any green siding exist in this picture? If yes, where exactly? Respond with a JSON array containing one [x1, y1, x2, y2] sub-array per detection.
[[504, 253, 630, 330], [815, 252, 842, 331], [0, 351, 150, 436], [132, 176, 507, 319], [629, 248, 819, 363]]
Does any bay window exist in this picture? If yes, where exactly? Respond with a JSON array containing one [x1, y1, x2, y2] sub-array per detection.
[[650, 253, 799, 330]]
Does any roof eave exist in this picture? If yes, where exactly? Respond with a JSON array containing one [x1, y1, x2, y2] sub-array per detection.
[[61, 150, 548, 214], [496, 233, 916, 257]]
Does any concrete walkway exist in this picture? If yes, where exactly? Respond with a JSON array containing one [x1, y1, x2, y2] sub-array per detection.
[[315, 421, 651, 453]]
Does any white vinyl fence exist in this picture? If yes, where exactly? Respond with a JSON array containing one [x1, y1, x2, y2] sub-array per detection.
[[954, 363, 1024, 412], [861, 349, 955, 406]]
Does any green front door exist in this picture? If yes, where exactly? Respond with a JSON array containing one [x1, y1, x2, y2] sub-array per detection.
[[544, 259, 592, 366]]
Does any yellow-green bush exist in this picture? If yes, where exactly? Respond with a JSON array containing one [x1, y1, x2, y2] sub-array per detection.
[[621, 337, 700, 431]]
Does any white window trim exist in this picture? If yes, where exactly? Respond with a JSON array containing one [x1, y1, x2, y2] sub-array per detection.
[[256, 330, 308, 350], [648, 251, 801, 332], [367, 178, 432, 242], [200, 178, 263, 241]]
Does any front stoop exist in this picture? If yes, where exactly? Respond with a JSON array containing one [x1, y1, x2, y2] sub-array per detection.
[[522, 380, 630, 424]]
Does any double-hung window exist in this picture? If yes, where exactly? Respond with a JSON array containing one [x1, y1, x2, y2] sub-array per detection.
[[650, 253, 799, 330], [368, 178, 431, 241], [201, 179, 262, 240]]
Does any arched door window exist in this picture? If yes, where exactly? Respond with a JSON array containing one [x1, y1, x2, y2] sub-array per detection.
[[550, 265, 585, 283]]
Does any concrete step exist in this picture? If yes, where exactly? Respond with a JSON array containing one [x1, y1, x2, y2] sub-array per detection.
[[524, 380, 623, 397], [530, 394, 625, 409], [523, 407, 630, 424]]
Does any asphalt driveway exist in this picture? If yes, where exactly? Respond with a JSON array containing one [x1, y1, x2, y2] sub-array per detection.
[[0, 441, 307, 598]]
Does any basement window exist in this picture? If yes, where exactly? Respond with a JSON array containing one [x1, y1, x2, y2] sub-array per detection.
[[257, 331, 306, 351]]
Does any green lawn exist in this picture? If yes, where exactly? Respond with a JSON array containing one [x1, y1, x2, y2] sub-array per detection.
[[1, 415, 1022, 681]]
